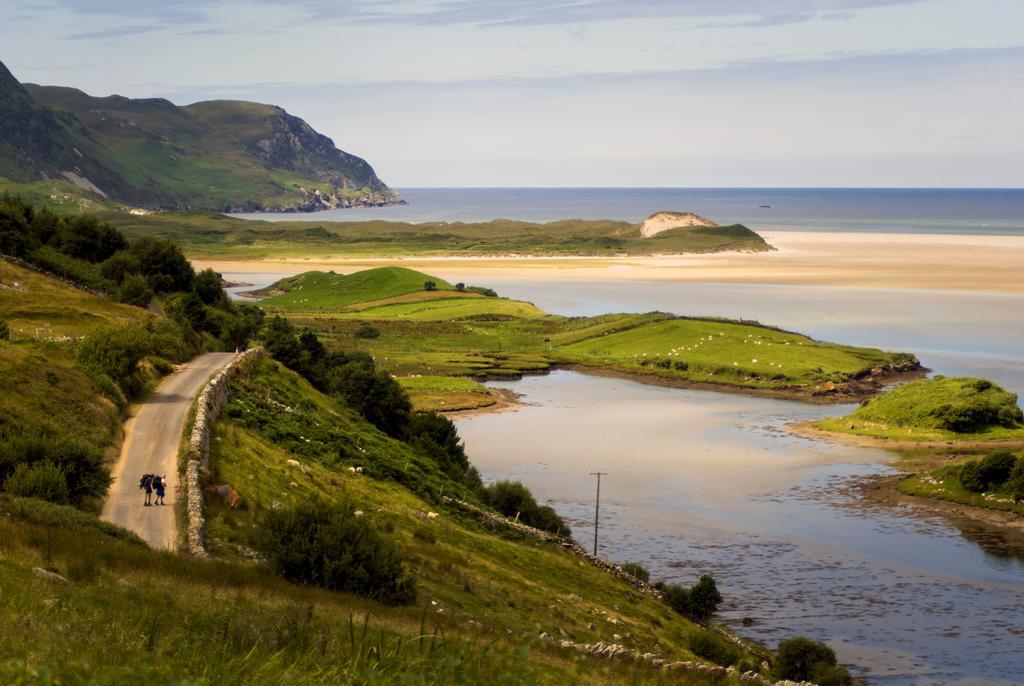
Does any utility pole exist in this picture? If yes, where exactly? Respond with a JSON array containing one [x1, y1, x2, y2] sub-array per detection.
[[589, 471, 607, 556]]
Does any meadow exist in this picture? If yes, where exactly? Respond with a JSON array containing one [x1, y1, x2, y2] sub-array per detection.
[[263, 266, 919, 408]]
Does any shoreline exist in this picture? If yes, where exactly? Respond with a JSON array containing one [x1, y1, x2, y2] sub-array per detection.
[[193, 230, 1024, 294], [789, 421, 1024, 450], [858, 473, 1024, 534], [445, 388, 524, 418]]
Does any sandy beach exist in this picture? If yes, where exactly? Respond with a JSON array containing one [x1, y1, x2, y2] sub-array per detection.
[[194, 231, 1024, 293]]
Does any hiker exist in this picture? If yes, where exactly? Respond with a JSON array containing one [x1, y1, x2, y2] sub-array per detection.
[[139, 473, 153, 506], [154, 474, 166, 506]]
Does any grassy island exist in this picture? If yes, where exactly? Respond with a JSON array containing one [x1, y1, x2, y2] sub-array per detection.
[[102, 210, 774, 259], [812, 376, 1024, 444], [255, 266, 919, 409]]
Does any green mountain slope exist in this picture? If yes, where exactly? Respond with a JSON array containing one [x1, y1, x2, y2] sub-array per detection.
[[0, 60, 399, 212], [258, 268, 453, 309]]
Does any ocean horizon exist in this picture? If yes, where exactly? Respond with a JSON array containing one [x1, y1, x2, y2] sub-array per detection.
[[232, 187, 1024, 236]]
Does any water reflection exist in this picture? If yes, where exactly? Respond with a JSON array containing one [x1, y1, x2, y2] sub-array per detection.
[[454, 371, 1024, 685]]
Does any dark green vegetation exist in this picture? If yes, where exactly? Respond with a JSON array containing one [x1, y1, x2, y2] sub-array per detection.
[[478, 480, 571, 536], [0, 198, 260, 510], [815, 376, 1024, 442], [104, 210, 774, 258], [897, 450, 1024, 516], [658, 575, 724, 624], [261, 267, 918, 406], [774, 638, 853, 686], [0, 60, 396, 212]]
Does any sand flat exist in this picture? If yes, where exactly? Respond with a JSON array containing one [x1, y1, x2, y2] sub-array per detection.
[[194, 231, 1024, 293]]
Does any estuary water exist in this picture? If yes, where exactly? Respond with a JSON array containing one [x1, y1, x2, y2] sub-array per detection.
[[231, 187, 1024, 236], [442, 278, 1024, 686]]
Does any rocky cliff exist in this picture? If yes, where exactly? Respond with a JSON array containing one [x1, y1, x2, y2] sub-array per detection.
[[0, 60, 400, 212]]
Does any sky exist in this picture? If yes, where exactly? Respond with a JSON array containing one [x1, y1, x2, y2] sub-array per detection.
[[3, 0, 1023, 187]]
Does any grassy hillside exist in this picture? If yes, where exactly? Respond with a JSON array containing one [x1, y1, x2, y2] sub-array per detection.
[[198, 356, 769, 682], [266, 268, 919, 406], [104, 211, 774, 258], [0, 59, 398, 212], [814, 376, 1024, 443], [258, 268, 453, 309]]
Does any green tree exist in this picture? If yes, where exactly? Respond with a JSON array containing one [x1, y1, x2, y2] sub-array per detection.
[[193, 268, 226, 305], [129, 236, 194, 293], [775, 637, 851, 685], [326, 360, 412, 439], [424, 280, 437, 291], [688, 574, 723, 622]]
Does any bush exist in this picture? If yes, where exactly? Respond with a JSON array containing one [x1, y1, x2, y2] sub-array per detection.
[[0, 319, 9, 341], [3, 461, 70, 504], [480, 480, 570, 536], [673, 361, 689, 371], [118, 273, 154, 307], [354, 322, 380, 339], [959, 452, 1019, 493], [661, 574, 723, 623], [424, 280, 437, 291], [409, 411, 477, 486], [0, 431, 110, 507], [78, 325, 153, 399], [775, 637, 851, 685], [621, 562, 650, 582], [689, 628, 742, 667], [326, 360, 412, 439], [255, 499, 416, 605]]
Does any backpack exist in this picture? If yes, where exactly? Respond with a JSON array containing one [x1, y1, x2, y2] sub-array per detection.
[[139, 474, 152, 489]]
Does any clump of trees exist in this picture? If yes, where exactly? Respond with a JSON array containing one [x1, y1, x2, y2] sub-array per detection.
[[774, 637, 853, 686], [479, 480, 570, 536], [957, 451, 1024, 500], [658, 574, 723, 623], [256, 498, 416, 605]]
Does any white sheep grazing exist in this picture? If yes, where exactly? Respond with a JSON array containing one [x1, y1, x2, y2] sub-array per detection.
[[354, 510, 364, 517], [286, 459, 301, 467], [355, 466, 364, 473], [426, 512, 439, 520], [347, 466, 357, 474]]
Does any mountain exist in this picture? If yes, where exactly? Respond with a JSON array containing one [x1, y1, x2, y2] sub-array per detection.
[[0, 60, 399, 212]]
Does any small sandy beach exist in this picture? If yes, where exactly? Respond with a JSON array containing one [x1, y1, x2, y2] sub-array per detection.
[[194, 231, 1024, 294]]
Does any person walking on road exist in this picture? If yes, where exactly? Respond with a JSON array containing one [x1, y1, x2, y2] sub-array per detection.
[[154, 474, 166, 506], [140, 473, 154, 506]]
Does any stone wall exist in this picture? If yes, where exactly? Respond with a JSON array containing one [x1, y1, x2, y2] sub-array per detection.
[[184, 348, 263, 557]]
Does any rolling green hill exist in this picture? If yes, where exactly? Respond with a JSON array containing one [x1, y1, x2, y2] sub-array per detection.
[[0, 60, 398, 212], [814, 376, 1024, 443], [258, 268, 454, 309]]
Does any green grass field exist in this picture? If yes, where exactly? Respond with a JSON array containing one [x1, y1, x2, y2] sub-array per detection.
[[260, 267, 918, 407], [100, 211, 774, 259], [814, 376, 1024, 443], [397, 375, 498, 411]]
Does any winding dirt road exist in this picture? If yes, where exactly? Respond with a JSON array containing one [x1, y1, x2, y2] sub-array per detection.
[[102, 353, 235, 550]]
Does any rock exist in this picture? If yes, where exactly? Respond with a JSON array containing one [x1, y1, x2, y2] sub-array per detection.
[[32, 567, 68, 584]]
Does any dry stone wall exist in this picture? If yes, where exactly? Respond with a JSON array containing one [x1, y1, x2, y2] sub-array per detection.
[[184, 348, 263, 557]]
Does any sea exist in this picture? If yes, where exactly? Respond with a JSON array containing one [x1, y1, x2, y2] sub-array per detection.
[[231, 187, 1024, 235]]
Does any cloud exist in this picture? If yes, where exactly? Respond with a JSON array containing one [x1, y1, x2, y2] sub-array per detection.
[[66, 24, 162, 40]]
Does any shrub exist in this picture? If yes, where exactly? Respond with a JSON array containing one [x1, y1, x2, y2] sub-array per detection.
[[100, 250, 141, 284], [118, 273, 154, 307], [326, 360, 412, 439], [455, 282, 465, 291], [78, 325, 152, 399], [689, 628, 742, 666], [409, 411, 476, 486], [255, 499, 416, 605], [354, 322, 380, 339], [480, 480, 570, 536], [424, 280, 437, 291], [977, 451, 1018, 488], [661, 574, 723, 623], [959, 452, 1019, 493], [0, 432, 111, 507], [0, 319, 9, 341], [467, 286, 497, 297], [673, 361, 689, 371], [621, 562, 650, 582], [3, 461, 70, 504], [775, 637, 851, 685], [688, 574, 724, 621]]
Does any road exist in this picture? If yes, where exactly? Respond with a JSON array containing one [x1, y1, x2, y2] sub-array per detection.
[[102, 352, 235, 550]]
